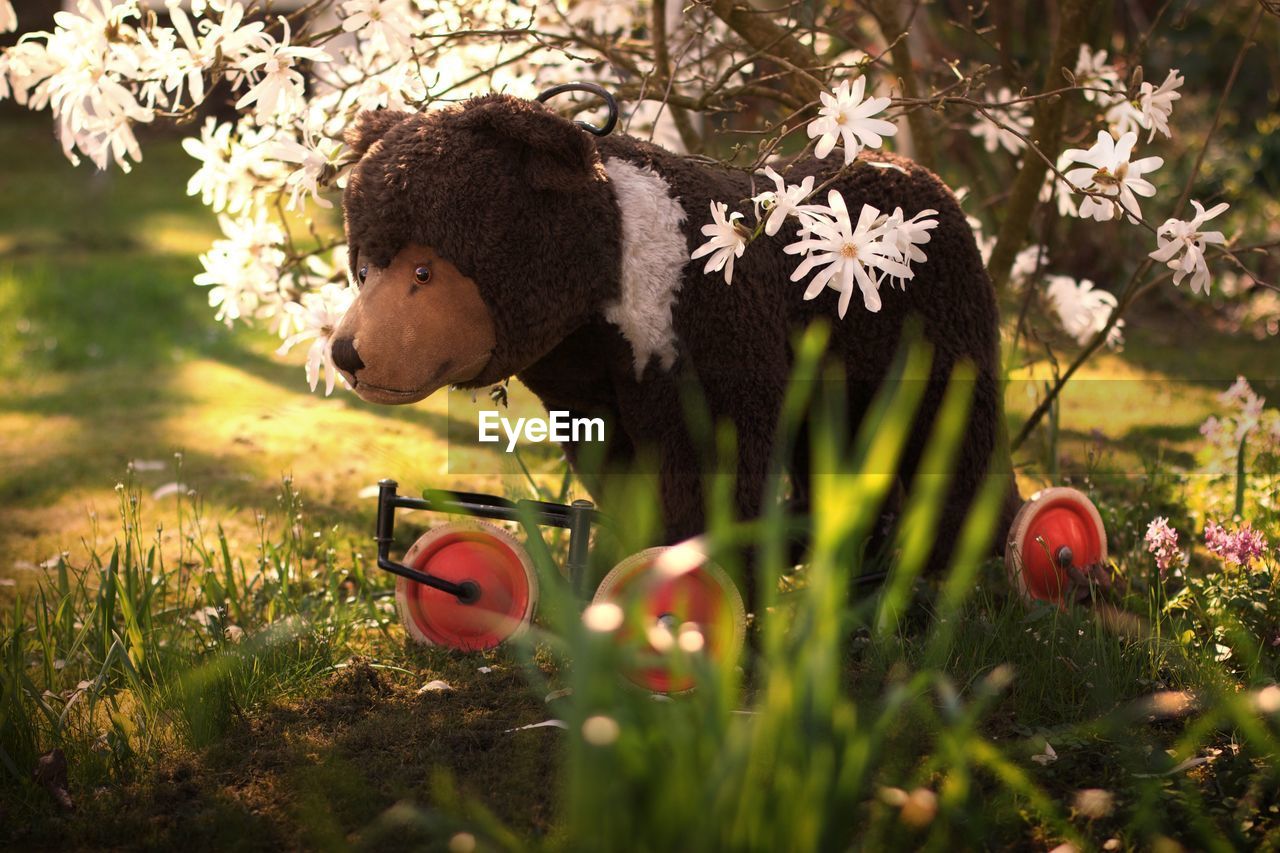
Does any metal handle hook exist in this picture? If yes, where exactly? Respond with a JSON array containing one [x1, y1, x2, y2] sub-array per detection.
[[535, 82, 618, 137]]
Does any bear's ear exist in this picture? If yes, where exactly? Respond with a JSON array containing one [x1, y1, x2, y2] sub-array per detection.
[[456, 94, 600, 192], [345, 109, 414, 159]]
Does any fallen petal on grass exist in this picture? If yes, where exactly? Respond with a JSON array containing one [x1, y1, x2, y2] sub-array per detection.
[[151, 482, 186, 500], [1031, 742, 1058, 765], [417, 680, 455, 695], [505, 720, 568, 733]]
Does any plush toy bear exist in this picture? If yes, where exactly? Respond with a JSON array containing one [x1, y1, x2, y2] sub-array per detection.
[[331, 92, 1020, 573]]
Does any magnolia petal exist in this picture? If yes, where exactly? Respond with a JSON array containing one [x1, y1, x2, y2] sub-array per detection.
[[1148, 239, 1182, 263], [690, 243, 716, 260], [853, 263, 882, 313], [840, 260, 856, 302], [1200, 201, 1230, 221], [836, 281, 854, 319], [1130, 155, 1164, 174], [1127, 178, 1158, 198], [805, 261, 841, 298], [839, 129, 863, 163], [857, 75, 873, 100]]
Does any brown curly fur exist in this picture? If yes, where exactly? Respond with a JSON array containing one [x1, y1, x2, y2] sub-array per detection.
[[342, 94, 1021, 581]]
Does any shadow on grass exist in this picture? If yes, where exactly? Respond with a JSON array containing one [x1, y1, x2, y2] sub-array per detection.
[[9, 659, 559, 852], [1116, 312, 1280, 393]]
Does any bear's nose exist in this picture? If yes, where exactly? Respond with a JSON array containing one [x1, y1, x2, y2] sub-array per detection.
[[330, 337, 365, 374]]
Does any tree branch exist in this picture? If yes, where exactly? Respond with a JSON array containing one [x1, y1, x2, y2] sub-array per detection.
[[870, 0, 935, 168], [652, 0, 703, 152], [707, 0, 824, 103], [986, 0, 1099, 294]]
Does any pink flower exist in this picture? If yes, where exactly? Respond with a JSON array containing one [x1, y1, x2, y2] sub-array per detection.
[[1145, 516, 1183, 574], [1205, 520, 1270, 569], [1205, 520, 1228, 552], [1199, 415, 1226, 445], [1219, 376, 1259, 410]]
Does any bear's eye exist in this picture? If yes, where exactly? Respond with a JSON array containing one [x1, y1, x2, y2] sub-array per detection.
[[413, 264, 432, 284], [358, 265, 368, 285]]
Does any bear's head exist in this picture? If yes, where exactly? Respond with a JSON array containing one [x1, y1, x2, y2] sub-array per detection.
[[330, 95, 622, 404]]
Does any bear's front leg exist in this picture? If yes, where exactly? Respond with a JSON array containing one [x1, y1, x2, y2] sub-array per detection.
[[611, 367, 785, 614], [617, 373, 782, 539]]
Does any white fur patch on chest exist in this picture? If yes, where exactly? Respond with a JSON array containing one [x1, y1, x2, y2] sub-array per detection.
[[601, 157, 688, 379]]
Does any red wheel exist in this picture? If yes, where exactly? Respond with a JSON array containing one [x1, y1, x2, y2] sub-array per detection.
[[1005, 487, 1108, 605], [592, 546, 746, 693], [395, 521, 537, 650]]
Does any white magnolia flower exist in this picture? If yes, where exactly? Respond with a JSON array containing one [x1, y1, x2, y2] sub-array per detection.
[[182, 118, 278, 213], [878, 206, 939, 287], [807, 77, 897, 165], [195, 213, 288, 326], [131, 23, 192, 109], [1137, 69, 1183, 141], [1038, 153, 1079, 217], [1011, 244, 1049, 286], [1, 0, 17, 33], [1148, 200, 1229, 295], [162, 1, 269, 105], [1046, 275, 1124, 348], [1104, 97, 1145, 138], [964, 212, 995, 265], [785, 191, 912, 316], [969, 87, 1033, 156], [196, 1, 270, 78], [752, 166, 814, 237], [235, 18, 332, 122], [267, 128, 344, 210], [690, 201, 748, 285], [329, 56, 426, 115], [182, 119, 237, 211], [341, 0, 418, 52], [1074, 44, 1122, 102], [1, 36, 62, 106], [152, 5, 205, 105], [273, 248, 351, 339], [10, 0, 157, 170], [1061, 130, 1163, 222], [277, 283, 357, 395]]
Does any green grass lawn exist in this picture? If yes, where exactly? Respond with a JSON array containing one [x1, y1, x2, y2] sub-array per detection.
[[2, 114, 1278, 850], [0, 116, 570, 594]]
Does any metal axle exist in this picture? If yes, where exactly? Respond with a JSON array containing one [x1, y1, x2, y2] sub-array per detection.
[[373, 478, 600, 603]]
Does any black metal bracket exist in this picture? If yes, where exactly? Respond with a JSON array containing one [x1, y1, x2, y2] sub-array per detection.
[[535, 82, 618, 137], [374, 479, 602, 602]]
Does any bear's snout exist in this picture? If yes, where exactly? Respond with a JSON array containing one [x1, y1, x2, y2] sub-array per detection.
[[331, 337, 364, 375]]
